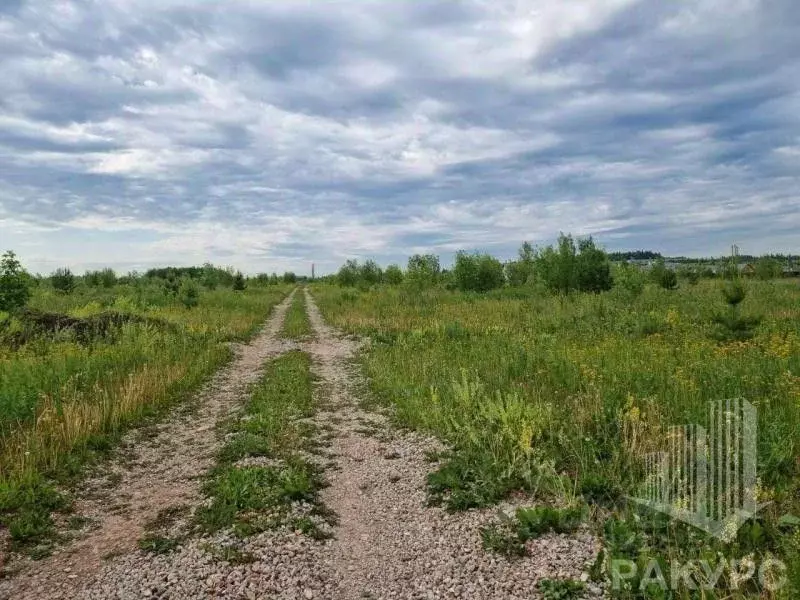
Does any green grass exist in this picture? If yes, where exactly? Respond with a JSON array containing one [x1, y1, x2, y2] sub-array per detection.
[[0, 283, 290, 553], [280, 288, 313, 339], [311, 279, 800, 598], [538, 578, 586, 600], [195, 351, 330, 537], [481, 505, 585, 556]]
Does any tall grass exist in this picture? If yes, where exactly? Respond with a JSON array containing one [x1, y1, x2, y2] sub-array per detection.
[[280, 288, 313, 340], [0, 284, 289, 551]]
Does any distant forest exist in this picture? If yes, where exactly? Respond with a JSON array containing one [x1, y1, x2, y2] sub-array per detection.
[[608, 250, 800, 263]]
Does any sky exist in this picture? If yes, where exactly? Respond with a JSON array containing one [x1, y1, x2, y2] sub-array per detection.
[[0, 0, 798, 275]]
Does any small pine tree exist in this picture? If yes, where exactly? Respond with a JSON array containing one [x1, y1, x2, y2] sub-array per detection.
[[180, 279, 200, 308], [711, 280, 761, 342], [51, 267, 76, 294], [232, 271, 246, 291]]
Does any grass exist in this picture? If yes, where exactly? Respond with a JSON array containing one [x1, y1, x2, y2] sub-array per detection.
[[280, 288, 313, 339], [537, 578, 586, 600], [0, 283, 290, 553], [481, 505, 585, 556], [195, 351, 331, 538], [311, 279, 800, 598]]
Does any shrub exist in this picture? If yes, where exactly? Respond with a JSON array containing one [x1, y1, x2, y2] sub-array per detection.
[[406, 254, 440, 289], [337, 260, 360, 287], [359, 260, 382, 285], [651, 260, 677, 290], [453, 252, 505, 292], [384, 264, 404, 285], [84, 268, 116, 288], [232, 271, 247, 291], [282, 272, 297, 284], [505, 242, 536, 287], [535, 234, 612, 294], [574, 238, 613, 292], [755, 257, 782, 280], [0, 250, 31, 311], [180, 279, 200, 309], [50, 267, 76, 295], [613, 263, 646, 297]]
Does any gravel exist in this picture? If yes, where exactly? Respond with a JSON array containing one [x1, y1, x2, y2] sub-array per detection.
[[0, 288, 603, 600]]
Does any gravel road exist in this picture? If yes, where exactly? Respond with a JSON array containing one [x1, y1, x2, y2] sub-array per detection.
[[0, 287, 602, 600]]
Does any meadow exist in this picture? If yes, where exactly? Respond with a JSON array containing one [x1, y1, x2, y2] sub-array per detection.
[[311, 277, 800, 597], [0, 272, 289, 551]]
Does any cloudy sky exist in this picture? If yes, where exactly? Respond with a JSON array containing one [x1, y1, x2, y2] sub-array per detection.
[[0, 0, 798, 275]]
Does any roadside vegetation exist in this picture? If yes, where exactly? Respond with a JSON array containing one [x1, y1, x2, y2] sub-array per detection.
[[280, 288, 313, 340], [313, 235, 800, 598], [195, 351, 330, 539], [0, 253, 290, 554]]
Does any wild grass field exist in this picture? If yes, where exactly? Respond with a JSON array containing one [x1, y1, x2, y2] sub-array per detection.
[[0, 270, 289, 552], [311, 277, 800, 597]]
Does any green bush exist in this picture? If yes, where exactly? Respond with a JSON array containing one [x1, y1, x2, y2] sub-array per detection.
[[337, 260, 360, 286], [0, 250, 31, 311], [406, 254, 440, 289], [50, 268, 77, 295], [180, 279, 200, 309], [453, 252, 505, 292], [384, 264, 404, 285], [536, 234, 612, 294], [505, 242, 536, 287]]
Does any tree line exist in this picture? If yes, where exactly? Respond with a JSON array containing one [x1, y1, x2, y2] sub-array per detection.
[[331, 234, 797, 294]]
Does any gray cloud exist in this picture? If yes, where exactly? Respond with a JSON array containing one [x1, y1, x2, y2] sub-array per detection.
[[0, 0, 798, 274]]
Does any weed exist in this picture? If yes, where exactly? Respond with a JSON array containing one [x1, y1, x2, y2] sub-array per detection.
[[201, 543, 256, 565], [537, 578, 585, 600], [138, 535, 180, 554]]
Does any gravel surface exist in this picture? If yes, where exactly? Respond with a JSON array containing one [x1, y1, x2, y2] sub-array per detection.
[[0, 287, 603, 600]]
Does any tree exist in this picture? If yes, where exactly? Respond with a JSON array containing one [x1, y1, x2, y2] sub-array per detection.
[[384, 264, 404, 285], [534, 234, 612, 294], [51, 267, 76, 294], [711, 280, 761, 342], [754, 257, 782, 280], [180, 279, 200, 308], [614, 262, 646, 297], [575, 238, 613, 293], [650, 259, 677, 290], [0, 250, 31, 311], [453, 252, 505, 292], [359, 260, 382, 285], [337, 260, 360, 286], [282, 272, 297, 284], [232, 271, 247, 291], [505, 242, 536, 286], [406, 254, 440, 288]]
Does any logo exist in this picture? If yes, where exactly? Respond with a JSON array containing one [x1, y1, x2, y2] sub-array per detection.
[[628, 398, 763, 542]]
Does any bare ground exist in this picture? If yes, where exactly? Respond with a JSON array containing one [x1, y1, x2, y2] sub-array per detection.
[[0, 287, 602, 600]]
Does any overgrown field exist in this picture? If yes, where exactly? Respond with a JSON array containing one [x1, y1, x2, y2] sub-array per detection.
[[0, 281, 289, 551], [312, 279, 800, 598]]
